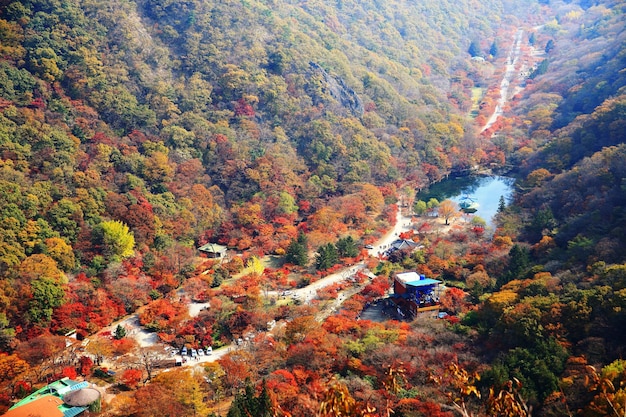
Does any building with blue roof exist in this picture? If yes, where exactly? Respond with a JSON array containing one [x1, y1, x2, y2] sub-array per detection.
[[391, 272, 442, 319]]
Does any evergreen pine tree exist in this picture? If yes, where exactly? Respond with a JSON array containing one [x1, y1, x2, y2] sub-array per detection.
[[226, 379, 273, 417], [336, 236, 358, 258], [316, 243, 339, 271], [257, 379, 272, 417], [285, 235, 308, 266], [468, 39, 481, 57], [226, 394, 244, 417], [498, 195, 506, 213], [490, 40, 499, 57], [114, 324, 126, 340], [497, 244, 530, 288]]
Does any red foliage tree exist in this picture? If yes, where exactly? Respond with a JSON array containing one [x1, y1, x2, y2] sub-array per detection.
[[78, 356, 94, 376], [61, 366, 78, 379], [121, 369, 143, 389]]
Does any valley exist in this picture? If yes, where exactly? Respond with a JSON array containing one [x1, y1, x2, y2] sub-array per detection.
[[0, 0, 625, 416]]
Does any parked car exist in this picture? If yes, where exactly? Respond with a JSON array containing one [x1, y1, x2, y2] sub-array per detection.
[[191, 348, 198, 357], [364, 244, 374, 250], [206, 346, 213, 354], [198, 348, 205, 356], [181, 347, 187, 356]]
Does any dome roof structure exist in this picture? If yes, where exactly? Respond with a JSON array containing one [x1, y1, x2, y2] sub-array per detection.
[[63, 388, 101, 407]]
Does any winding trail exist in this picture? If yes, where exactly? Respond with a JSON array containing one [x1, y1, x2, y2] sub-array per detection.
[[293, 208, 413, 304], [481, 29, 525, 133], [95, 208, 415, 369]]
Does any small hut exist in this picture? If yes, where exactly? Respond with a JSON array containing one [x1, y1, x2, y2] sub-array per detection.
[[198, 243, 228, 259]]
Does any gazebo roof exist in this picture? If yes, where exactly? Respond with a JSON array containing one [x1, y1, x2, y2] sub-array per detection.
[[390, 239, 420, 250], [198, 243, 227, 253]]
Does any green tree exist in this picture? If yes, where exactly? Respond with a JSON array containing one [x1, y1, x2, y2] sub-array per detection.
[[336, 236, 358, 258], [414, 200, 428, 216], [285, 234, 308, 266], [530, 60, 549, 79], [316, 243, 339, 271], [484, 338, 567, 403], [114, 324, 127, 340], [277, 191, 298, 215], [99, 220, 135, 261], [427, 198, 440, 211], [227, 379, 272, 417], [498, 195, 506, 213], [567, 234, 594, 263], [490, 40, 499, 57], [471, 216, 487, 228], [29, 277, 66, 325], [498, 244, 530, 288], [528, 207, 557, 241], [47, 199, 84, 243], [468, 39, 482, 57], [0, 312, 16, 352]]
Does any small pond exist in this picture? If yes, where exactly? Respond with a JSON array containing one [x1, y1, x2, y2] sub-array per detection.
[[417, 175, 515, 228]]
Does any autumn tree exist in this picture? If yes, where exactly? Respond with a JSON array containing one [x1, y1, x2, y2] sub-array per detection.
[[0, 353, 29, 384], [131, 346, 163, 382], [134, 383, 186, 417], [440, 287, 469, 315], [431, 362, 481, 417], [438, 199, 459, 225], [319, 377, 377, 417], [97, 220, 135, 261], [121, 368, 143, 389], [86, 336, 113, 366], [45, 237, 76, 272]]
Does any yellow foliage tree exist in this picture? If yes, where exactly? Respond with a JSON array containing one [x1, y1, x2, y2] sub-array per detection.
[[438, 199, 460, 225], [100, 220, 135, 261]]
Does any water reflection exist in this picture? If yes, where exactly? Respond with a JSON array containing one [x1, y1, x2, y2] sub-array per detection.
[[417, 175, 515, 228]]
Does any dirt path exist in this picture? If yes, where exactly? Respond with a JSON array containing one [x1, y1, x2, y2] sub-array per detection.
[[482, 28, 525, 133]]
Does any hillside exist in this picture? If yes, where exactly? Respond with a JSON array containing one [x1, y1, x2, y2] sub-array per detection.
[[2, 0, 626, 415], [0, 0, 534, 339]]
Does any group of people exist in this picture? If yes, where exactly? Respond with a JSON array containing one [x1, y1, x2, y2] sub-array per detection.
[[411, 290, 439, 306]]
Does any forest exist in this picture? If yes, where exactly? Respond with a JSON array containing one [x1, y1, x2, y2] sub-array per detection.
[[0, 0, 625, 415]]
